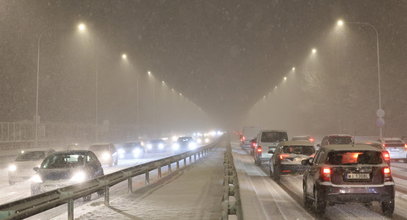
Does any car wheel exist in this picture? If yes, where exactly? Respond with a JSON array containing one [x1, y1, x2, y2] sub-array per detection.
[[83, 194, 91, 202], [303, 182, 312, 210], [313, 188, 326, 215], [273, 164, 280, 181], [381, 199, 395, 216]]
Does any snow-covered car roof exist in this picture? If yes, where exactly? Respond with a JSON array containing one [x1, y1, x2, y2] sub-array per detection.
[[279, 140, 314, 146], [321, 144, 381, 152], [380, 137, 403, 141], [259, 129, 287, 132], [325, 134, 352, 137]]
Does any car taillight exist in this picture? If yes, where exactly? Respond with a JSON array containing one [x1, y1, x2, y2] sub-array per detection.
[[382, 151, 390, 161], [251, 142, 258, 148], [279, 154, 289, 160], [321, 167, 331, 182], [382, 143, 387, 148], [382, 167, 392, 182], [242, 136, 246, 142], [309, 138, 315, 142], [257, 146, 262, 153], [405, 144, 407, 149]]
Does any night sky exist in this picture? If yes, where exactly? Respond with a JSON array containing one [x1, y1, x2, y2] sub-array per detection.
[[1, 0, 406, 130]]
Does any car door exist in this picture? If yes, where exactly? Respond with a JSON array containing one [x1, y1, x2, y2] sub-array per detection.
[[307, 150, 323, 194], [87, 152, 103, 177]]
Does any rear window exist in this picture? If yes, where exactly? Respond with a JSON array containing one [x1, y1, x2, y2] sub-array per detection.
[[261, 132, 287, 142], [384, 140, 403, 144], [16, 151, 46, 161], [282, 146, 315, 156], [89, 145, 109, 151], [328, 136, 353, 145], [326, 151, 382, 165]]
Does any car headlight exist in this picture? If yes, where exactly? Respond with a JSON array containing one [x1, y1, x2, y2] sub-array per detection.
[[205, 138, 210, 143], [158, 143, 165, 150], [102, 152, 110, 161], [172, 143, 180, 151], [30, 174, 42, 183], [146, 144, 153, 150], [8, 164, 17, 172], [171, 136, 178, 142], [188, 142, 197, 150], [197, 138, 202, 144], [70, 171, 87, 183], [118, 149, 125, 155], [132, 148, 142, 157]]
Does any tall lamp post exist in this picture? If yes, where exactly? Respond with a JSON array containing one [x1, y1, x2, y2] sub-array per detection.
[[337, 20, 383, 138]]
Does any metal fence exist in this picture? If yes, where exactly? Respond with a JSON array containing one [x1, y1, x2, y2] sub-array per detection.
[[0, 137, 222, 220], [221, 143, 243, 220]]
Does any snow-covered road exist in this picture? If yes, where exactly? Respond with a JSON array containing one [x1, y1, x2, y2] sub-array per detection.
[[232, 141, 407, 220]]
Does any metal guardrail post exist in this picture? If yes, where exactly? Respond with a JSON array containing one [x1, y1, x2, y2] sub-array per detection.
[[189, 155, 192, 163], [128, 177, 133, 193], [168, 164, 172, 172], [194, 154, 197, 161], [184, 158, 187, 166], [68, 199, 74, 220], [176, 161, 180, 169], [145, 171, 150, 185], [158, 166, 162, 178], [104, 185, 109, 206]]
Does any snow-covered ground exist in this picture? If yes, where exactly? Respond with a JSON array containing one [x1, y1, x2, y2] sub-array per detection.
[[231, 139, 407, 220], [40, 147, 225, 220]]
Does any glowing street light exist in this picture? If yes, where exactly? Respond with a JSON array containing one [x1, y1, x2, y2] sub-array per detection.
[[147, 71, 152, 76], [337, 19, 344, 27], [283, 76, 287, 81], [77, 23, 86, 32], [121, 53, 127, 60], [292, 67, 296, 71], [311, 48, 317, 54]]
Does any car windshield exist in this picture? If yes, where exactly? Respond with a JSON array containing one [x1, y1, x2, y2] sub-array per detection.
[[261, 132, 287, 142], [41, 153, 86, 168], [282, 146, 315, 156], [16, 151, 46, 161], [328, 136, 353, 145], [89, 145, 109, 151], [326, 151, 382, 165]]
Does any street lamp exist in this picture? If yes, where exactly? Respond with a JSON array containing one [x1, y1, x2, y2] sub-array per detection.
[[283, 76, 287, 81], [77, 23, 86, 32], [311, 48, 317, 54], [292, 67, 296, 71], [336, 19, 383, 138], [121, 53, 127, 60]]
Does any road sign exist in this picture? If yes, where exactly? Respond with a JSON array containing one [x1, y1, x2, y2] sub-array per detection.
[[376, 118, 385, 128], [376, 109, 385, 118]]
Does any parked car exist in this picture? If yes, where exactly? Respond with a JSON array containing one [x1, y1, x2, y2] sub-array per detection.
[[319, 134, 353, 148], [269, 141, 315, 181], [240, 126, 260, 150], [30, 150, 104, 201], [253, 130, 288, 165], [8, 149, 55, 185], [378, 138, 407, 163], [89, 143, 118, 166], [117, 141, 145, 159], [302, 144, 395, 216], [145, 139, 168, 153]]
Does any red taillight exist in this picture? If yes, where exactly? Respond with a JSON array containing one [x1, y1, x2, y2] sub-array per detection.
[[382, 151, 390, 160], [279, 154, 289, 160], [257, 146, 262, 153], [404, 144, 407, 149], [251, 142, 258, 148], [382, 167, 392, 181], [242, 136, 246, 141], [309, 138, 315, 142], [321, 167, 331, 182], [382, 143, 387, 148]]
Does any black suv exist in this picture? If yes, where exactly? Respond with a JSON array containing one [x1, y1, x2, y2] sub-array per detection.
[[302, 144, 395, 216]]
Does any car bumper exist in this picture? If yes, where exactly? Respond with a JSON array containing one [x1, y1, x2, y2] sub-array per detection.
[[319, 183, 395, 203]]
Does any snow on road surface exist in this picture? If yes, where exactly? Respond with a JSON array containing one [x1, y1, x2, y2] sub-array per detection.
[[48, 147, 225, 220], [231, 140, 407, 220]]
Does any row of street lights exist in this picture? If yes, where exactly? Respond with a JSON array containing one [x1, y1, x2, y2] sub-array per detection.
[[262, 19, 383, 138]]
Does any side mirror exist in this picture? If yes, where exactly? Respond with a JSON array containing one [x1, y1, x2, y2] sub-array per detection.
[[33, 167, 40, 172]]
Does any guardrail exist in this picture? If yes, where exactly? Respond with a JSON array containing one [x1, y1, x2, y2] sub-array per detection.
[[221, 143, 243, 220], [0, 137, 223, 220]]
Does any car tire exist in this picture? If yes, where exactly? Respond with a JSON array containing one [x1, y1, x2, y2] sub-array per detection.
[[313, 188, 326, 215], [273, 164, 280, 181], [303, 182, 312, 210], [83, 194, 91, 202], [381, 199, 395, 216]]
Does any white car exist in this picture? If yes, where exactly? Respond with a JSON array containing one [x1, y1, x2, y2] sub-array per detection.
[[379, 138, 407, 162], [8, 149, 55, 185], [253, 130, 288, 165]]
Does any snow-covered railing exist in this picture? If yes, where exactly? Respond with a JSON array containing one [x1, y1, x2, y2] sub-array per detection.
[[0, 137, 223, 220], [221, 143, 243, 220]]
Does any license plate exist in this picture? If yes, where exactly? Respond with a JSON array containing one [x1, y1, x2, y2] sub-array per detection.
[[347, 173, 370, 179]]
